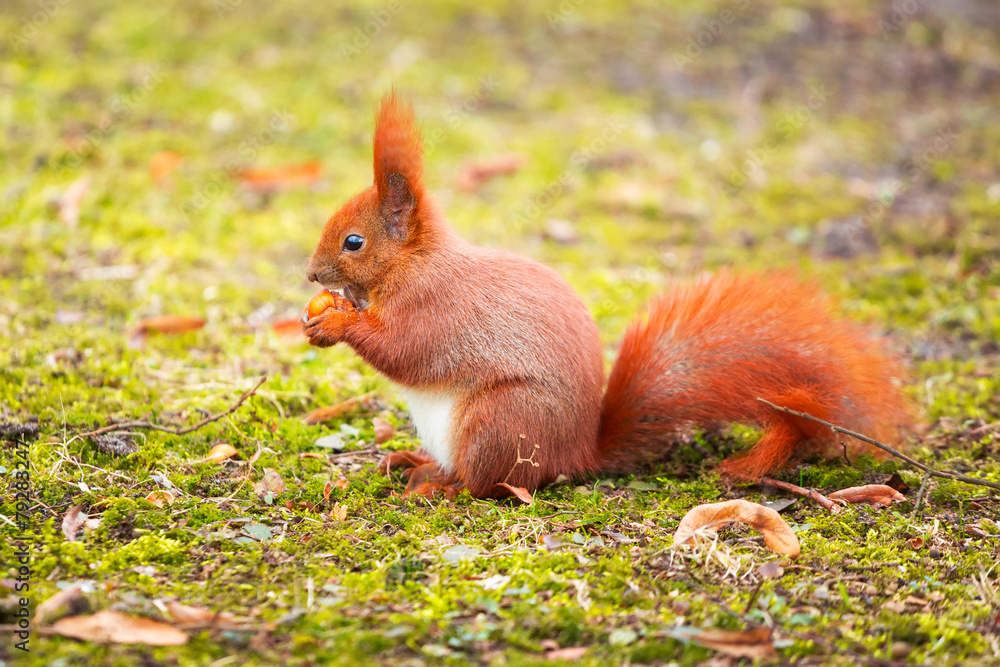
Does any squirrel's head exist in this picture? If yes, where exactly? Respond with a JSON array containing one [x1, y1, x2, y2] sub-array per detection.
[[307, 91, 432, 311]]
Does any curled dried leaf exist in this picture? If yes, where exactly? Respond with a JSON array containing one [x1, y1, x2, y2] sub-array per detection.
[[673, 499, 800, 558], [206, 443, 239, 463], [491, 482, 533, 505], [165, 600, 234, 626], [35, 585, 84, 626], [688, 626, 776, 659], [829, 484, 906, 507], [132, 315, 205, 336], [61, 505, 87, 543], [144, 491, 175, 508], [372, 417, 394, 444], [49, 610, 188, 645], [301, 393, 374, 425], [253, 468, 287, 499], [239, 160, 322, 193]]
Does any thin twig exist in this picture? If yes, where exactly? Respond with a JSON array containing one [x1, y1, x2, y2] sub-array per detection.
[[760, 477, 842, 513], [757, 398, 1000, 492], [75, 375, 267, 440]]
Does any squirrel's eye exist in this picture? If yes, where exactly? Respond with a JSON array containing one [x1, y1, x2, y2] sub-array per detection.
[[343, 234, 364, 252]]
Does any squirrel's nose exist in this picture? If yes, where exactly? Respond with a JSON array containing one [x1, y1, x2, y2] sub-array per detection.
[[307, 271, 319, 283]]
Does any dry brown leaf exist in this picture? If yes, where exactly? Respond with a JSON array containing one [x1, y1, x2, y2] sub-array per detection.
[[491, 482, 533, 505], [909, 537, 924, 549], [829, 484, 906, 507], [49, 610, 188, 645], [301, 394, 374, 424], [544, 646, 588, 660], [456, 155, 523, 191], [58, 176, 91, 226], [329, 503, 347, 522], [132, 315, 205, 337], [238, 160, 322, 193], [372, 418, 394, 444], [35, 585, 83, 626], [206, 443, 239, 463], [673, 499, 800, 558], [323, 480, 334, 503], [253, 468, 286, 499], [165, 600, 233, 626], [61, 505, 87, 542], [271, 318, 304, 340], [689, 627, 776, 659], [149, 151, 183, 183], [144, 491, 175, 508]]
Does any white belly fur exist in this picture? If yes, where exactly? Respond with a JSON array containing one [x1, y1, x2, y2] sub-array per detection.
[[397, 388, 458, 471]]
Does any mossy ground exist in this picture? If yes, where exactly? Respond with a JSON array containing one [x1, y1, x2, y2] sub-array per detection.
[[2, 0, 999, 664]]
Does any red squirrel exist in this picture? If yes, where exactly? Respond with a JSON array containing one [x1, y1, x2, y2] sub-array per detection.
[[303, 92, 913, 500]]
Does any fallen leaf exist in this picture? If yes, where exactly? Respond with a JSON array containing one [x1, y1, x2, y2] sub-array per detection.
[[253, 468, 286, 500], [58, 176, 90, 226], [144, 491, 175, 508], [61, 505, 87, 542], [904, 595, 929, 607], [35, 585, 83, 626], [908, 537, 924, 549], [456, 155, 523, 191], [132, 315, 205, 337], [302, 394, 375, 424], [673, 499, 800, 558], [149, 151, 183, 183], [165, 600, 233, 626], [829, 484, 906, 507], [687, 627, 776, 659], [238, 160, 322, 193], [271, 318, 304, 340], [372, 417, 394, 444], [491, 482, 533, 505], [884, 473, 910, 494], [49, 610, 188, 645], [323, 480, 334, 503], [544, 647, 587, 660], [330, 503, 347, 522], [206, 443, 239, 463]]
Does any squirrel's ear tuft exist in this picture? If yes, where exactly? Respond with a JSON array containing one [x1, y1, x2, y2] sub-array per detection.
[[373, 91, 424, 240]]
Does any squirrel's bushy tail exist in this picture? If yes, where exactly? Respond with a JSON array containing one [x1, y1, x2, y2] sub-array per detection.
[[596, 270, 913, 480]]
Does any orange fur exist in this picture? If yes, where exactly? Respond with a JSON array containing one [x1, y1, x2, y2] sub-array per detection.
[[304, 93, 915, 499], [597, 270, 913, 480]]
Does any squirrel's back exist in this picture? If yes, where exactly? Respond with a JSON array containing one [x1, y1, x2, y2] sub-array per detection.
[[596, 270, 913, 479]]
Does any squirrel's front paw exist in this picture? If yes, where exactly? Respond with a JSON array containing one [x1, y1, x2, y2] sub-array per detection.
[[302, 291, 359, 347]]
